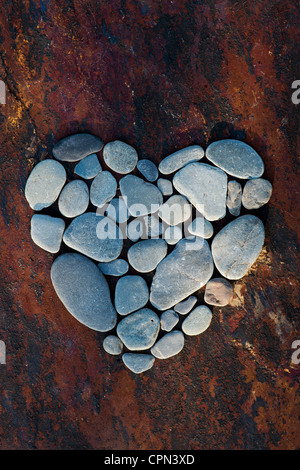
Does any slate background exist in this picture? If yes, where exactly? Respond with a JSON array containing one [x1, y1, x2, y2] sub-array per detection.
[[0, 0, 299, 450]]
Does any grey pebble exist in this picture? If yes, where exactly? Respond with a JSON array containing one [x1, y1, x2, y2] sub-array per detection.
[[74, 154, 102, 179], [127, 239, 168, 273], [226, 180, 242, 216], [242, 178, 272, 209], [122, 353, 155, 374], [126, 219, 144, 242], [151, 331, 184, 359], [63, 212, 123, 262], [51, 253, 117, 332], [157, 178, 173, 196], [204, 278, 234, 307], [163, 226, 183, 245], [158, 195, 192, 226], [25, 159, 66, 211], [143, 215, 163, 238], [120, 175, 163, 217], [58, 180, 89, 218], [105, 197, 129, 224], [90, 171, 117, 207], [53, 133, 103, 162], [206, 139, 264, 179], [160, 310, 179, 332], [115, 275, 149, 315], [117, 308, 160, 350], [103, 140, 138, 174], [182, 306, 212, 336], [187, 217, 214, 239], [98, 259, 129, 277], [31, 214, 65, 253], [173, 162, 228, 221], [137, 159, 158, 182], [103, 335, 123, 355], [174, 296, 197, 315], [211, 214, 265, 280], [158, 145, 204, 174]]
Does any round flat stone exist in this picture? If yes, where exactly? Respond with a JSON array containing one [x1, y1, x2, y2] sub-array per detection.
[[226, 180, 242, 216], [115, 275, 149, 315], [127, 239, 168, 273], [31, 214, 65, 253], [242, 178, 273, 209], [157, 178, 173, 196], [204, 278, 234, 306], [98, 259, 129, 276], [188, 217, 214, 239], [174, 296, 197, 315], [25, 159, 66, 211], [74, 154, 102, 179], [122, 353, 155, 374], [151, 331, 184, 359], [182, 306, 212, 336], [137, 159, 158, 182], [211, 215, 265, 280], [173, 162, 228, 221], [63, 212, 123, 262], [103, 140, 138, 174], [160, 310, 179, 332], [120, 175, 163, 217], [103, 335, 123, 355], [159, 145, 204, 174], [106, 198, 129, 224], [163, 226, 182, 245], [53, 133, 103, 162], [206, 139, 264, 179], [158, 195, 192, 226], [117, 308, 160, 350], [51, 253, 117, 332], [90, 171, 117, 207], [58, 180, 89, 218]]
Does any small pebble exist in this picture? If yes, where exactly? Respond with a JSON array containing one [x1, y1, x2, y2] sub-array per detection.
[[120, 175, 163, 217], [53, 133, 103, 162], [106, 197, 129, 224], [157, 178, 173, 196], [117, 308, 160, 350], [103, 335, 123, 355], [127, 239, 168, 273], [158, 195, 192, 226], [31, 214, 65, 253], [187, 217, 214, 239], [90, 171, 117, 207], [115, 275, 149, 315], [98, 259, 129, 277], [174, 296, 197, 315], [160, 310, 179, 332], [242, 178, 272, 209], [151, 331, 184, 359], [137, 159, 158, 182], [103, 140, 138, 174], [182, 306, 212, 336], [58, 180, 89, 218], [126, 219, 144, 242], [163, 226, 182, 245], [226, 180, 242, 216], [204, 278, 234, 306], [74, 154, 102, 179], [158, 145, 204, 174], [122, 353, 155, 374]]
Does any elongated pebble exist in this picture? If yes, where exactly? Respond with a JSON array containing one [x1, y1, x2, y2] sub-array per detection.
[[137, 159, 158, 182], [53, 133, 103, 162], [74, 154, 102, 179], [159, 146, 204, 174], [98, 259, 129, 276], [103, 335, 123, 355], [90, 171, 117, 207], [182, 306, 212, 336], [58, 180, 89, 218], [226, 180, 242, 216], [122, 353, 155, 374], [31, 214, 65, 253], [151, 331, 184, 359], [174, 296, 197, 315], [103, 140, 138, 174]]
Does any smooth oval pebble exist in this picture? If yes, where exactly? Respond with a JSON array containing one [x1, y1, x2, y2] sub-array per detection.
[[157, 178, 173, 196], [51, 253, 117, 332], [103, 335, 123, 355], [160, 310, 179, 332], [211, 214, 265, 280], [53, 133, 103, 162], [120, 175, 163, 217], [158, 195, 192, 226], [74, 154, 102, 179], [174, 296, 197, 315], [103, 140, 138, 174], [58, 180, 89, 218], [158, 145, 204, 174], [226, 180, 242, 216], [151, 331, 184, 359], [181, 305, 212, 336], [204, 278, 234, 306], [206, 139, 264, 179], [187, 217, 214, 239], [137, 159, 158, 182], [98, 259, 129, 277], [127, 239, 168, 273], [115, 275, 149, 315], [31, 214, 65, 253], [25, 159, 66, 211], [90, 171, 117, 207], [63, 212, 123, 262], [122, 353, 155, 374], [242, 178, 272, 209], [117, 308, 160, 350]]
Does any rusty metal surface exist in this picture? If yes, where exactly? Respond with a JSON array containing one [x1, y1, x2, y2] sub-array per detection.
[[0, 0, 299, 450]]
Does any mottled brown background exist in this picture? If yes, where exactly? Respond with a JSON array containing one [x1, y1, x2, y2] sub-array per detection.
[[0, 0, 299, 450]]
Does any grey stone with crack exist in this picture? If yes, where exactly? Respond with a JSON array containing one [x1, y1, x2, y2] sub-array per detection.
[[117, 308, 160, 350], [115, 275, 149, 315], [159, 145, 204, 174], [226, 180, 242, 216], [90, 171, 117, 207], [182, 306, 212, 336], [127, 239, 168, 273], [58, 179, 89, 218], [122, 353, 155, 373], [151, 331, 184, 359], [242, 178, 272, 209], [31, 214, 65, 253], [53, 133, 103, 162], [103, 140, 138, 174]]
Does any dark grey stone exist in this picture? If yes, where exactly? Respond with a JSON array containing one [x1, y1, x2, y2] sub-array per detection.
[[53, 133, 103, 162]]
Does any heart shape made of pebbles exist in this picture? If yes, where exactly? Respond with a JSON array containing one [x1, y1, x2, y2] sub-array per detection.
[[25, 135, 272, 374]]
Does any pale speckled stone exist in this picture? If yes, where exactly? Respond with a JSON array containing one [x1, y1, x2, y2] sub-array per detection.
[[151, 331, 184, 359], [117, 308, 160, 350], [242, 178, 272, 210], [74, 154, 102, 179], [137, 159, 158, 182], [122, 353, 155, 374], [226, 180, 242, 216], [158, 195, 192, 226], [182, 306, 212, 336], [58, 180, 89, 218], [31, 214, 65, 253], [103, 335, 123, 355], [160, 310, 179, 332], [187, 217, 214, 239], [53, 133, 103, 162], [128, 239, 168, 273], [98, 259, 129, 276], [115, 275, 149, 315], [159, 146, 204, 174], [103, 140, 138, 174], [157, 178, 173, 196], [90, 171, 117, 207], [204, 278, 234, 306], [174, 296, 197, 315], [120, 175, 163, 217]]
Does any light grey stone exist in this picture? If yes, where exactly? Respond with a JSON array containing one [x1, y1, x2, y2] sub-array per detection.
[[122, 353, 155, 374], [74, 154, 102, 179], [103, 335, 123, 355], [204, 278, 234, 306], [31, 214, 65, 253], [103, 140, 138, 174], [150, 237, 214, 310], [115, 275, 149, 315], [50, 253, 117, 332], [63, 212, 123, 262], [163, 226, 182, 245], [158, 145, 204, 174], [53, 133, 103, 162], [157, 178, 173, 196], [151, 331, 184, 359], [137, 159, 158, 182], [211, 214, 265, 280], [25, 159, 66, 211], [174, 296, 197, 315], [187, 217, 214, 239], [117, 308, 160, 350], [158, 195, 192, 226], [173, 162, 228, 221], [98, 259, 129, 276], [242, 178, 273, 209], [106, 197, 129, 224], [58, 180, 89, 218], [206, 139, 264, 179], [182, 306, 212, 336], [127, 239, 168, 273], [226, 180, 242, 216], [120, 175, 163, 217], [143, 215, 163, 238], [90, 171, 117, 207], [126, 219, 143, 242], [160, 310, 179, 332]]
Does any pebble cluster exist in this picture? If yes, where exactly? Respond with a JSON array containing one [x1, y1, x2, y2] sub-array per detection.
[[25, 134, 272, 374]]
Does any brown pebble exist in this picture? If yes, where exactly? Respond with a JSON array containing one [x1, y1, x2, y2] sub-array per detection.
[[204, 278, 234, 306]]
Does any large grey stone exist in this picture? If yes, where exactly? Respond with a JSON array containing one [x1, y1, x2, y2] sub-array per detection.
[[151, 331, 184, 359], [90, 171, 117, 207], [50, 253, 117, 332], [63, 212, 123, 262], [226, 180, 242, 216], [103, 140, 138, 174], [120, 175, 163, 217], [25, 159, 66, 211], [150, 237, 214, 310], [58, 180, 89, 218], [117, 308, 160, 350], [206, 139, 264, 179], [173, 162, 228, 221], [158, 145, 204, 174], [74, 154, 102, 179], [31, 214, 65, 253], [115, 275, 149, 315], [211, 215, 265, 280], [122, 353, 155, 374], [127, 239, 168, 273], [242, 178, 273, 209], [53, 133, 103, 162], [181, 306, 212, 336], [137, 159, 158, 182], [158, 195, 192, 226]]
